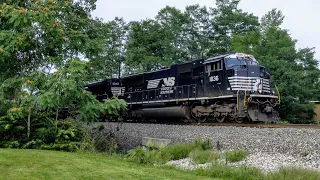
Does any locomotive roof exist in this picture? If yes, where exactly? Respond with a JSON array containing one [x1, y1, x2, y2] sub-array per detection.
[[84, 78, 119, 88], [120, 53, 244, 79], [203, 53, 232, 64], [121, 58, 204, 79], [85, 52, 253, 86]]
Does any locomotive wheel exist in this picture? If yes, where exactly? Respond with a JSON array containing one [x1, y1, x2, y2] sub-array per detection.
[[216, 116, 225, 123], [235, 118, 244, 123], [192, 113, 207, 123], [207, 115, 216, 122], [196, 116, 207, 123]]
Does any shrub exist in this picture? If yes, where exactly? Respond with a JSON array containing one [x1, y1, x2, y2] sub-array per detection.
[[266, 167, 320, 180], [86, 123, 122, 153], [22, 139, 43, 149], [189, 149, 219, 164], [225, 150, 248, 163]]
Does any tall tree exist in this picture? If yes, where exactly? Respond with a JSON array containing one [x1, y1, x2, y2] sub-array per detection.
[[155, 6, 189, 63], [126, 19, 166, 72], [254, 9, 320, 123], [210, 0, 260, 55], [184, 4, 214, 59], [0, 0, 102, 81], [89, 17, 128, 79]]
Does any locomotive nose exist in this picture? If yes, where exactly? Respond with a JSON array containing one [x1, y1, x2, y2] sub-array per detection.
[[245, 65, 268, 78]]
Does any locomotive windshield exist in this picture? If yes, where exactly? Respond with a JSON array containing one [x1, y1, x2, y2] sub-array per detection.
[[225, 56, 258, 69]]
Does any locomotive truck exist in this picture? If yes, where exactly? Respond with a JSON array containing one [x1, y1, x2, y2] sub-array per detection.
[[85, 53, 281, 123]]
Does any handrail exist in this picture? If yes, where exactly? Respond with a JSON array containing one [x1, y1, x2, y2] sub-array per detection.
[[122, 84, 198, 96], [236, 90, 239, 111], [244, 90, 247, 106], [275, 85, 281, 104], [123, 84, 198, 103]]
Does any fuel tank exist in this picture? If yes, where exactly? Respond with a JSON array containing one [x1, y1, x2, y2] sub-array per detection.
[[142, 106, 191, 120]]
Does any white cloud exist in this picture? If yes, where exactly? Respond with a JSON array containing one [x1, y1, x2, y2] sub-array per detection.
[[92, 0, 320, 60]]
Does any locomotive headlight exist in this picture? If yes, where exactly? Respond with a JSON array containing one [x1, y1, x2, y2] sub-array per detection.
[[259, 89, 262, 94]]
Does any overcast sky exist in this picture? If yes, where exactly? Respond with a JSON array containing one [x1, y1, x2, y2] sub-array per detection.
[[92, 0, 320, 60]]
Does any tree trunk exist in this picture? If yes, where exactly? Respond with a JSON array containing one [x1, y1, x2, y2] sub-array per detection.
[[118, 62, 121, 78], [27, 109, 31, 138], [55, 108, 59, 131]]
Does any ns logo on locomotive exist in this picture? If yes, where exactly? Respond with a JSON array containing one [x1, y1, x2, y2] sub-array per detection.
[[85, 53, 281, 123]]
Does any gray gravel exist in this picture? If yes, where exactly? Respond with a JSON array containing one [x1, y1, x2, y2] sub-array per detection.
[[166, 152, 320, 172], [99, 122, 320, 171]]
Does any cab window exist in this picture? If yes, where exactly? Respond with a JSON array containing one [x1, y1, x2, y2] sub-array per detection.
[[225, 58, 247, 69], [206, 60, 222, 72]]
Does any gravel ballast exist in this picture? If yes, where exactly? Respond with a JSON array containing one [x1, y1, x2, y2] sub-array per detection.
[[100, 122, 320, 171]]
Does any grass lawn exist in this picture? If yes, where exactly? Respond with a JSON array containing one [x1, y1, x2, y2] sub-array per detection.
[[0, 149, 217, 180]]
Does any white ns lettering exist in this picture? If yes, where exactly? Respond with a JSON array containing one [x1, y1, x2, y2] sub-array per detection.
[[163, 77, 175, 87]]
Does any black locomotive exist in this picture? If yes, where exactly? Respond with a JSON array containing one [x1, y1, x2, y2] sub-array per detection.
[[85, 53, 280, 123]]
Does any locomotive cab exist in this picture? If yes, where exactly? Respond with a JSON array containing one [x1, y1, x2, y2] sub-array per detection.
[[203, 53, 280, 122]]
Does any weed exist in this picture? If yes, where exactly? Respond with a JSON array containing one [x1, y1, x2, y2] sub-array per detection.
[[189, 149, 219, 164], [163, 143, 195, 160], [225, 150, 248, 163], [193, 137, 212, 150], [276, 121, 289, 125], [194, 164, 264, 180], [126, 138, 214, 165], [266, 167, 320, 180], [301, 151, 309, 157], [150, 146, 173, 164], [127, 146, 147, 164]]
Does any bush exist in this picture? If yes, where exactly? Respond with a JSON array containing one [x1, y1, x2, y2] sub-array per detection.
[[189, 149, 219, 164], [86, 123, 122, 153], [266, 167, 320, 180], [195, 164, 264, 180], [22, 139, 43, 149], [225, 150, 248, 163], [280, 98, 316, 124]]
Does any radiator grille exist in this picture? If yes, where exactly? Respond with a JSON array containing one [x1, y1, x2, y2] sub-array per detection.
[[228, 76, 270, 93], [111, 87, 125, 96]]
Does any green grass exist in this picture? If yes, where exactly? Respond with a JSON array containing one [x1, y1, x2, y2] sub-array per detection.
[[224, 150, 248, 163], [0, 149, 216, 180], [2, 149, 320, 180]]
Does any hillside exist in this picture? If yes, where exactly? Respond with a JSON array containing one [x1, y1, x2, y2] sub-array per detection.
[[0, 149, 215, 180]]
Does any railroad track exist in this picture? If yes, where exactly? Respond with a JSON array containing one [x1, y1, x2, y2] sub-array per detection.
[[114, 121, 320, 129], [161, 122, 320, 129]]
